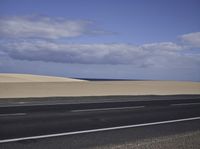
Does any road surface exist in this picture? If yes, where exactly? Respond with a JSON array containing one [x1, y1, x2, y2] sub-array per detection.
[[0, 95, 200, 144]]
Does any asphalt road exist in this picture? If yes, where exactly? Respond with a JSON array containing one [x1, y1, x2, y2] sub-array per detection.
[[0, 95, 200, 144]]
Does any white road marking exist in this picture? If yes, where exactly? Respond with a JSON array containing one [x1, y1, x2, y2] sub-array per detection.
[[0, 113, 26, 117], [71, 106, 145, 112], [0, 116, 200, 143], [171, 102, 200, 106], [18, 102, 26, 104]]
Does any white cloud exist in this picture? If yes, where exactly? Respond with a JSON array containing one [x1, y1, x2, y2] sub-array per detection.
[[0, 15, 199, 69], [0, 16, 96, 39], [142, 42, 183, 51], [180, 32, 200, 47]]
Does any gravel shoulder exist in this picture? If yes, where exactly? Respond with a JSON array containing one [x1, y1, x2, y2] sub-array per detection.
[[91, 130, 200, 149]]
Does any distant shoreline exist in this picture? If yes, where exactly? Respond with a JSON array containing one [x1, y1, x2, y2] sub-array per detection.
[[75, 78, 149, 81]]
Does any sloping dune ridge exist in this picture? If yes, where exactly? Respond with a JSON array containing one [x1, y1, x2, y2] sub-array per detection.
[[0, 73, 85, 82], [0, 73, 200, 98]]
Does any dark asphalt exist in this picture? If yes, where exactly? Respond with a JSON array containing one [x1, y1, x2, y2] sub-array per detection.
[[1, 119, 200, 149], [0, 95, 200, 142]]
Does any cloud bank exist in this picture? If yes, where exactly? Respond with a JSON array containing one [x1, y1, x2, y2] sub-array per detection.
[[1, 40, 199, 68]]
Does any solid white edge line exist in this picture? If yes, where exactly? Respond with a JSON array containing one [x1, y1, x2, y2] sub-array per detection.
[[71, 106, 145, 112], [1, 116, 200, 144]]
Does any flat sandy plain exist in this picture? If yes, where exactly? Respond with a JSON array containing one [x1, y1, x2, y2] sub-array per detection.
[[0, 73, 200, 98]]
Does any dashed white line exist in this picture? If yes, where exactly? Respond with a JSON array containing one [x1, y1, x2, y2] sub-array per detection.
[[0, 113, 26, 117], [171, 102, 200, 106], [71, 106, 145, 112], [18, 102, 26, 104], [1, 116, 200, 143]]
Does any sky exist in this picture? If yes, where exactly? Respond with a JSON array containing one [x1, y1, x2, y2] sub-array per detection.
[[0, 0, 200, 81]]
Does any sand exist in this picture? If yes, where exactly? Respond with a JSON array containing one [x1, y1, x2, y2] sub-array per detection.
[[0, 73, 200, 98]]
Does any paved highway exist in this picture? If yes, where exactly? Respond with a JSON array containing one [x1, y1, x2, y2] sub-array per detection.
[[0, 95, 200, 144]]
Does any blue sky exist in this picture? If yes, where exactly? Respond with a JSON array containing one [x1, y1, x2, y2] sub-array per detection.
[[0, 0, 200, 81]]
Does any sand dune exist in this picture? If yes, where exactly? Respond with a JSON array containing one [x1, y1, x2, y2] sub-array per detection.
[[0, 73, 200, 98], [0, 73, 85, 82]]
